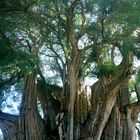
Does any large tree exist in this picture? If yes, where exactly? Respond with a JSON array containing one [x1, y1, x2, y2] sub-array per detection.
[[0, 0, 140, 140]]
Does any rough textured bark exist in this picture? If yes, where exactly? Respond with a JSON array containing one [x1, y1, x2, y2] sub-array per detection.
[[0, 112, 18, 140], [37, 79, 62, 140], [17, 72, 48, 140], [0, 75, 139, 140], [67, 63, 79, 140], [79, 54, 134, 140], [0, 56, 139, 140], [101, 86, 139, 140], [37, 79, 61, 131]]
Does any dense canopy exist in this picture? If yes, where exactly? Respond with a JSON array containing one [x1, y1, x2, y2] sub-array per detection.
[[0, 0, 140, 140]]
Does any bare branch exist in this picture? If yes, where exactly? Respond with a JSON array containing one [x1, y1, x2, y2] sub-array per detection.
[[48, 45, 65, 67], [65, 1, 81, 51], [136, 126, 140, 136], [25, 40, 32, 52], [0, 72, 23, 89]]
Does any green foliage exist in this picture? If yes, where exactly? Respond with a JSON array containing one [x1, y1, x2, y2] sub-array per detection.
[[0, 39, 17, 66], [0, 0, 5, 8], [0, 0, 37, 9], [128, 79, 135, 92], [0, 35, 37, 75], [0, 39, 10, 60], [88, 47, 101, 62], [0, 1, 140, 127], [16, 53, 37, 74], [1, 0, 140, 84], [95, 61, 120, 77]]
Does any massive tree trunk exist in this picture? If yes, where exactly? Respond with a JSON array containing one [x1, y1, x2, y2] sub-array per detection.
[[0, 58, 139, 140], [17, 71, 48, 140], [77, 55, 138, 140], [66, 60, 79, 140], [0, 72, 139, 140], [78, 82, 139, 140], [0, 71, 60, 140], [37, 77, 61, 130], [37, 74, 61, 139], [0, 112, 18, 140], [101, 85, 138, 140]]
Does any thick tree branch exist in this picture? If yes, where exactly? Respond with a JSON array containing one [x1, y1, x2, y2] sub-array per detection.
[[77, 2, 86, 40], [136, 126, 140, 136], [67, 0, 80, 15], [0, 72, 23, 89], [80, 40, 122, 54], [0, 111, 18, 122], [48, 45, 65, 67], [66, 16, 78, 52], [101, 52, 133, 99], [0, 111, 18, 140], [65, 1, 81, 54]]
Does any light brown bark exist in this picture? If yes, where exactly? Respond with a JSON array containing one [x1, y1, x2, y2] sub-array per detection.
[[67, 63, 78, 140]]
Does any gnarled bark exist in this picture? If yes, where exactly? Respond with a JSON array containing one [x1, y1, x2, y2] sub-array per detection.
[[17, 72, 48, 140], [101, 85, 140, 140], [0, 111, 18, 140]]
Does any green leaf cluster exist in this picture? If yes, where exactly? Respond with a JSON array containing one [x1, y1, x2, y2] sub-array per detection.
[[95, 61, 120, 77]]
